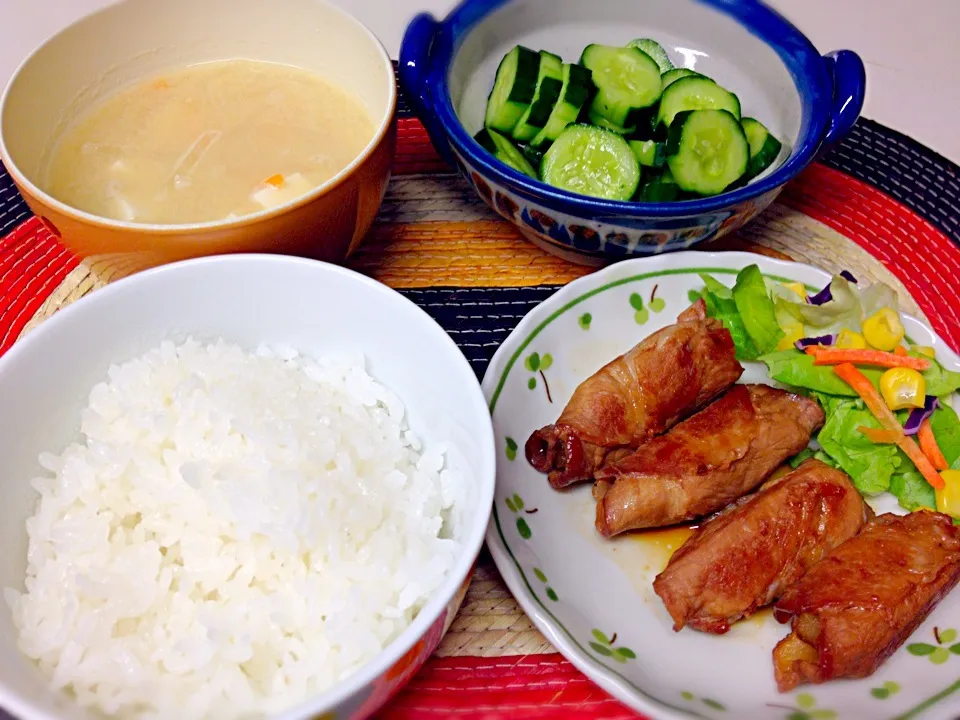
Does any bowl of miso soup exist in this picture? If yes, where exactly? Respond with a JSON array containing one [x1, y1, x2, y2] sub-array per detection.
[[0, 0, 396, 277]]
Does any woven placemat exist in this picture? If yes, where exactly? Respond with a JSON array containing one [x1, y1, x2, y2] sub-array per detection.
[[1, 78, 960, 718]]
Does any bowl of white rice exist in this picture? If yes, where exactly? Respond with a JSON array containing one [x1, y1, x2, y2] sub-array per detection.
[[0, 254, 495, 720]]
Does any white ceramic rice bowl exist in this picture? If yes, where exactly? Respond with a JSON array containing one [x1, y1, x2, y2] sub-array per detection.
[[0, 254, 496, 720]]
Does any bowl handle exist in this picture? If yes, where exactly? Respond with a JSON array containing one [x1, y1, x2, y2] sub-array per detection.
[[822, 50, 866, 145], [399, 13, 453, 165]]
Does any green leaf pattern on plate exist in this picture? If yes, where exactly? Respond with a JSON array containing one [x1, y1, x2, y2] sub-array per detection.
[[649, 284, 666, 313], [588, 628, 636, 665], [679, 691, 726, 713], [505, 493, 533, 539], [907, 626, 959, 665], [505, 436, 518, 461], [870, 681, 901, 700], [780, 692, 836, 720], [629, 292, 649, 325], [524, 352, 553, 399], [516, 518, 532, 539]]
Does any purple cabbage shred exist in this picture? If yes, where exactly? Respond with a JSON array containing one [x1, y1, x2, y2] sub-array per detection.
[[903, 396, 939, 436], [806, 270, 858, 305], [794, 334, 837, 350]]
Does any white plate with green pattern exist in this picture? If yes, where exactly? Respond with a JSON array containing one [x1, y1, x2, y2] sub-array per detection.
[[482, 251, 960, 720]]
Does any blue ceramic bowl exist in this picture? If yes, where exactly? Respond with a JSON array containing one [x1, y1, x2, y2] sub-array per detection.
[[399, 0, 865, 265]]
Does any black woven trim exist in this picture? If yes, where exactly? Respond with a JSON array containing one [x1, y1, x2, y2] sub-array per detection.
[[396, 285, 559, 378]]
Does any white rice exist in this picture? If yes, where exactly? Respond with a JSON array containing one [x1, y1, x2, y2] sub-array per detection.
[[5, 338, 464, 719]]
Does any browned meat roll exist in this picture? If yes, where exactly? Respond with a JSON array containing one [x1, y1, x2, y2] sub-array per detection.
[[773, 511, 960, 692], [593, 384, 825, 536], [525, 299, 743, 489], [653, 459, 871, 635]]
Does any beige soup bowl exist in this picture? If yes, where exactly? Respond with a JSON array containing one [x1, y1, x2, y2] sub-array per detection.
[[0, 0, 396, 279]]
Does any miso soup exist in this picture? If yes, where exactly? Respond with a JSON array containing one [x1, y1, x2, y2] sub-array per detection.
[[43, 59, 375, 224]]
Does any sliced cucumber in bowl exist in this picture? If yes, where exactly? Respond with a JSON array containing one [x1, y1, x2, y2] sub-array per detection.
[[484, 45, 542, 133], [626, 38, 674, 73], [531, 63, 594, 147], [657, 76, 741, 128], [741, 117, 783, 179], [474, 128, 539, 178], [661, 67, 709, 88], [580, 44, 662, 130], [541, 124, 641, 201], [665, 109, 749, 195], [474, 36, 783, 203], [512, 51, 565, 142]]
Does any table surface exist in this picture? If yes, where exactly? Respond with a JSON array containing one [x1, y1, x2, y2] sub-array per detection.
[[3, 0, 960, 164]]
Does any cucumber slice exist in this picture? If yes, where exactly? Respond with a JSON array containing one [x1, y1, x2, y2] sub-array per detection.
[[661, 67, 709, 88], [541, 124, 641, 201], [475, 128, 538, 178], [627, 38, 674, 73], [484, 46, 542, 133], [665, 109, 749, 195], [531, 63, 594, 147], [474, 128, 497, 154], [587, 108, 634, 135], [580, 44, 662, 128], [629, 139, 667, 168], [512, 51, 565, 142], [518, 142, 545, 172], [740, 117, 783, 178], [657, 76, 741, 128], [636, 168, 679, 202]]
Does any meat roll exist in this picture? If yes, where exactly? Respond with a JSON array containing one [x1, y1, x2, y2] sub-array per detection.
[[593, 384, 825, 536], [773, 511, 960, 692], [653, 459, 871, 634], [525, 300, 743, 489]]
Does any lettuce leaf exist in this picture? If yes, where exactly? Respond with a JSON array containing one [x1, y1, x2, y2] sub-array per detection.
[[760, 350, 884, 396], [788, 447, 837, 469], [772, 275, 862, 333], [930, 403, 960, 468], [732, 265, 784, 355], [699, 273, 759, 360], [890, 468, 937, 512], [918, 353, 960, 398], [771, 275, 900, 336], [815, 397, 901, 494]]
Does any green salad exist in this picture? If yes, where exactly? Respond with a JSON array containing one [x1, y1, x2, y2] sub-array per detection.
[[693, 266, 960, 518]]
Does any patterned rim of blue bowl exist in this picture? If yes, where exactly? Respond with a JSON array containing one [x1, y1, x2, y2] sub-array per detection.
[[399, 0, 866, 218]]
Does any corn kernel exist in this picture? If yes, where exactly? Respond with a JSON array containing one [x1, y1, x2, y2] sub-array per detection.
[[879, 367, 926, 410], [863, 308, 906, 351], [936, 470, 960, 519], [835, 329, 867, 349], [913, 346, 937, 358], [777, 322, 806, 351]]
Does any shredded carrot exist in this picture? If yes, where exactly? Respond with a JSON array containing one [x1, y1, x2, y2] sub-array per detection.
[[809, 348, 930, 370], [894, 346, 908, 357], [896, 435, 946, 489], [263, 173, 285, 188], [834, 364, 945, 490], [919, 418, 949, 471], [833, 363, 903, 433], [857, 426, 901, 444]]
